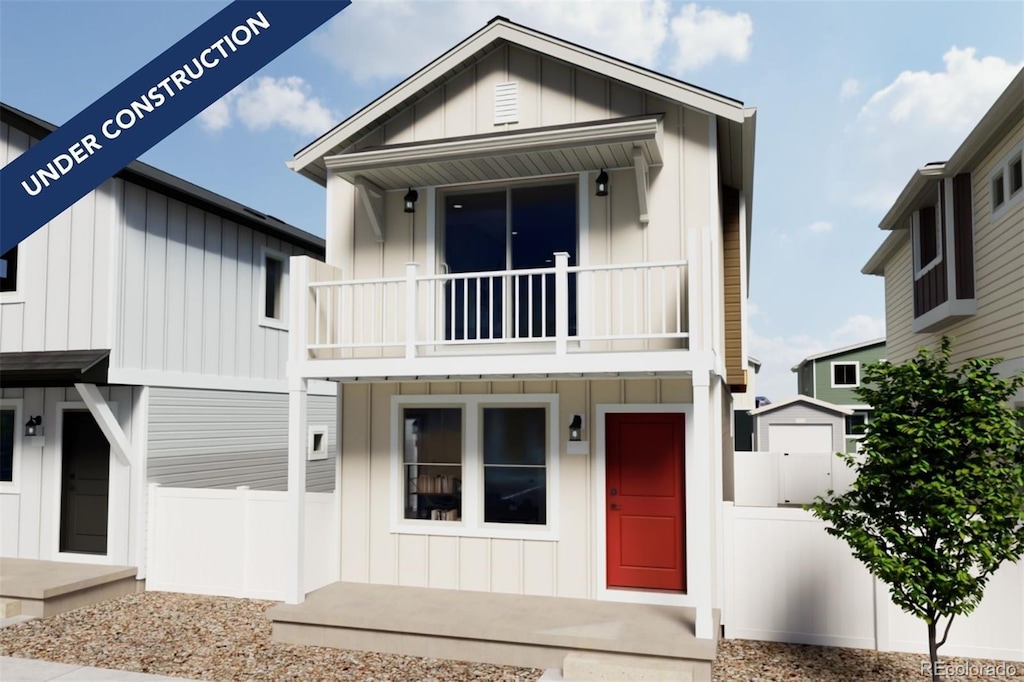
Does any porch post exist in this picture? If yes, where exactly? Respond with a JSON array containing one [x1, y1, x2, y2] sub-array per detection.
[[286, 376, 308, 604], [691, 369, 714, 639], [554, 252, 570, 355], [405, 262, 419, 358]]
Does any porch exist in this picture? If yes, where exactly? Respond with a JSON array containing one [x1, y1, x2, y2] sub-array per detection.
[[268, 581, 717, 680], [0, 557, 138, 618]]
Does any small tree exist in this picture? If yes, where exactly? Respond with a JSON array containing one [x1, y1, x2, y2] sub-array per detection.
[[810, 338, 1024, 680]]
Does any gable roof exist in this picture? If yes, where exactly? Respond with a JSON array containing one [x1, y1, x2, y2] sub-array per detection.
[[289, 16, 750, 186], [748, 394, 854, 417], [790, 338, 886, 372], [1, 102, 325, 254]]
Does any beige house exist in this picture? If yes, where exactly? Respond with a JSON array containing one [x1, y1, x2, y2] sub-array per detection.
[[864, 69, 1022, 391], [274, 17, 756, 675]]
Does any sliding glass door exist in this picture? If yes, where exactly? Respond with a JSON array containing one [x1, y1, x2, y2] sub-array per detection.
[[442, 183, 577, 342]]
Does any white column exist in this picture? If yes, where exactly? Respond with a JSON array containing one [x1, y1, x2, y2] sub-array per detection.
[[286, 376, 308, 604], [554, 252, 570, 355], [690, 369, 714, 639]]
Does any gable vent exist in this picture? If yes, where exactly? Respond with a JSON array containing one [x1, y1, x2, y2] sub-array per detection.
[[494, 81, 519, 124]]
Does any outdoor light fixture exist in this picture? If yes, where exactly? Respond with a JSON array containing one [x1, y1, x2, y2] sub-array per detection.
[[403, 188, 419, 213], [568, 415, 583, 441], [25, 416, 42, 438], [595, 170, 609, 197]]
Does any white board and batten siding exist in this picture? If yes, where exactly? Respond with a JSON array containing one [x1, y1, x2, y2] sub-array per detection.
[[0, 121, 115, 354], [114, 183, 318, 385], [147, 388, 336, 492]]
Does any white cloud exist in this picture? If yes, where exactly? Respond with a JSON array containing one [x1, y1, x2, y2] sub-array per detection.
[[198, 77, 336, 136], [668, 4, 753, 72], [313, 1, 750, 84], [843, 47, 1021, 211], [749, 315, 886, 400], [807, 221, 834, 234], [839, 77, 861, 100]]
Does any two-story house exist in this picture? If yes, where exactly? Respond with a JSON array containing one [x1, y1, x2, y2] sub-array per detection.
[[0, 104, 336, 576], [270, 17, 756, 676], [791, 338, 886, 452], [863, 69, 1022, 402]]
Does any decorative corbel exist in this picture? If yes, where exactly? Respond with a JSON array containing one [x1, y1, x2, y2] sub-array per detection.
[[633, 146, 650, 227], [355, 176, 386, 242]]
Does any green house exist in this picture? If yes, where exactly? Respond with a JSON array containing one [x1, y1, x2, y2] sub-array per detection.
[[791, 338, 886, 452]]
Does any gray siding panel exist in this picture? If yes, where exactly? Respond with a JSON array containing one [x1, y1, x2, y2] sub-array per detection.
[[147, 387, 336, 492]]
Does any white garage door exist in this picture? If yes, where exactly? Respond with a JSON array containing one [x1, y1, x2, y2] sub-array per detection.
[[768, 424, 833, 453]]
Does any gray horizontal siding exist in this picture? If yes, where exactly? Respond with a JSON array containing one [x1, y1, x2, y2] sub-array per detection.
[[147, 387, 335, 492]]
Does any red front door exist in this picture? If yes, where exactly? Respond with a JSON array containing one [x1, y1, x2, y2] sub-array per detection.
[[606, 412, 685, 591]]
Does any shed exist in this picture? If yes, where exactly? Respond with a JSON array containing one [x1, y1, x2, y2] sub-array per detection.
[[747, 395, 852, 454]]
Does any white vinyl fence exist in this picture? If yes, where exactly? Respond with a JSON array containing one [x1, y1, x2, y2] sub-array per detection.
[[733, 451, 859, 507], [146, 485, 336, 600], [723, 503, 1024, 662]]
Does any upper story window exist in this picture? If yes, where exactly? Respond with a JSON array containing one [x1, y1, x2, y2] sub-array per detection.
[[260, 247, 288, 330], [831, 362, 859, 388], [912, 204, 941, 278], [0, 245, 18, 293], [990, 141, 1024, 220]]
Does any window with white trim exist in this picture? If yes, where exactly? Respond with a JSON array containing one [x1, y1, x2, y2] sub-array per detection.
[[0, 400, 21, 488], [0, 245, 18, 293], [394, 395, 557, 538], [1010, 154, 1022, 197], [990, 140, 1024, 220], [912, 204, 941, 278], [259, 247, 288, 328], [832, 362, 859, 388], [992, 171, 1006, 210]]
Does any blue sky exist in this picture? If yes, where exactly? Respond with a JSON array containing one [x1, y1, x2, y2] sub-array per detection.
[[1, 1, 1021, 398]]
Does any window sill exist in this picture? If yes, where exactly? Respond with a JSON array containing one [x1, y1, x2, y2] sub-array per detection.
[[830, 383, 859, 389], [912, 298, 977, 333], [0, 293, 25, 305], [259, 316, 289, 331], [390, 521, 558, 542]]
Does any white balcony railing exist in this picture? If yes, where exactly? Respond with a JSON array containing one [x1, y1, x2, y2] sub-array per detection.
[[303, 253, 688, 359]]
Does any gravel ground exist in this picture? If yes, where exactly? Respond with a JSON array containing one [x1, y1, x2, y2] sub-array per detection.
[[0, 592, 1020, 681]]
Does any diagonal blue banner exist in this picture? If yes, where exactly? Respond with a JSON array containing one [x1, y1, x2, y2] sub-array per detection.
[[0, 0, 350, 254]]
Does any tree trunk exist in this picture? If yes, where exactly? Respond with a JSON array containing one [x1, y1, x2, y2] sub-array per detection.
[[927, 620, 939, 681]]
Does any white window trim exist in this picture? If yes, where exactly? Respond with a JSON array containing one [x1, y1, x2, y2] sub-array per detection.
[[0, 245, 24, 304], [389, 393, 560, 541], [991, 140, 1024, 221], [831, 361, 860, 388], [911, 204, 942, 281], [0, 399, 23, 493], [307, 424, 329, 461], [258, 246, 289, 330]]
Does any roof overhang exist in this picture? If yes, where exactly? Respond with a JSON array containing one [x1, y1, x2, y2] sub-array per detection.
[[862, 229, 909, 276], [748, 395, 854, 417], [290, 17, 745, 185], [0, 350, 109, 388], [324, 115, 663, 190]]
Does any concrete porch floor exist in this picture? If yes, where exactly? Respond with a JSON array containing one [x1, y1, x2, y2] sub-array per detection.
[[0, 558, 139, 617], [269, 582, 718, 680]]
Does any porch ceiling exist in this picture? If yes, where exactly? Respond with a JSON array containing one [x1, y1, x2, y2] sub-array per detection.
[[323, 114, 664, 190]]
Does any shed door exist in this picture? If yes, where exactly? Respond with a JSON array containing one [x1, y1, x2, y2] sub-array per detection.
[[767, 424, 833, 453]]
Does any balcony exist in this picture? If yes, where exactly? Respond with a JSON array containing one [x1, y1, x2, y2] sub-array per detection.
[[290, 252, 713, 381]]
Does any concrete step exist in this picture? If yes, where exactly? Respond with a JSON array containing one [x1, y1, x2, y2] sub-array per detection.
[[562, 651, 711, 682], [0, 599, 21, 619]]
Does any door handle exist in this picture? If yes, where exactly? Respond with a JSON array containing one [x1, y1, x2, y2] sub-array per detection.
[[610, 503, 619, 510]]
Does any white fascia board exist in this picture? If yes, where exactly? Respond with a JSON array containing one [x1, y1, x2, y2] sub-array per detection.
[[863, 229, 909, 276], [291, 19, 744, 179], [291, 350, 715, 382], [324, 117, 664, 174], [878, 165, 947, 231]]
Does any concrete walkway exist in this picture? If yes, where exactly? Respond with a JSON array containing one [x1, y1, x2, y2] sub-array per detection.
[[1, 657, 196, 681]]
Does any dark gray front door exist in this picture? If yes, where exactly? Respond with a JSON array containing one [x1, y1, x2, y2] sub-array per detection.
[[60, 411, 109, 554]]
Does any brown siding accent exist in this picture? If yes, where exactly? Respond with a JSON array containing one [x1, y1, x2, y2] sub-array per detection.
[[953, 172, 976, 299], [913, 199, 948, 317], [722, 185, 745, 390]]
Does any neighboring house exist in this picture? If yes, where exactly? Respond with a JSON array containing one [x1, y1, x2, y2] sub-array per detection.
[[732, 356, 761, 452], [279, 14, 756, 654], [0, 104, 336, 572], [863, 69, 1023, 411], [791, 338, 886, 451]]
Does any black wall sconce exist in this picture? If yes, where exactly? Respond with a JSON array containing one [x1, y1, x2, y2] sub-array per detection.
[[568, 415, 583, 442], [403, 188, 419, 213], [25, 416, 42, 438], [595, 170, 609, 197]]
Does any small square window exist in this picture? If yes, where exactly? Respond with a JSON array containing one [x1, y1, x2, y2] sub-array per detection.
[[307, 426, 329, 461], [264, 255, 284, 319], [1010, 156, 1022, 196], [0, 409, 14, 482], [832, 363, 859, 387], [992, 172, 1006, 209], [845, 411, 869, 435], [1, 245, 18, 293]]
